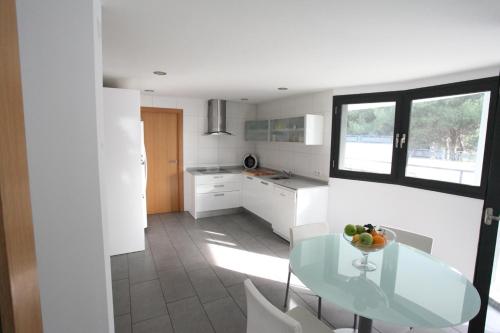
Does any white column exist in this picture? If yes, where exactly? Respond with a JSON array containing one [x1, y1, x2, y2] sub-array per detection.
[[16, 0, 114, 332]]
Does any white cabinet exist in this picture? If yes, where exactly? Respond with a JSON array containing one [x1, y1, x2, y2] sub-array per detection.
[[196, 173, 241, 185], [196, 191, 241, 212], [271, 185, 296, 239], [243, 176, 259, 213], [254, 179, 273, 222], [189, 170, 328, 240], [189, 172, 242, 219], [245, 114, 324, 145], [241, 178, 328, 241]]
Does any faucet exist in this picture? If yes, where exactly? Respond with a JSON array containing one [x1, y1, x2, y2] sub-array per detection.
[[281, 169, 293, 178]]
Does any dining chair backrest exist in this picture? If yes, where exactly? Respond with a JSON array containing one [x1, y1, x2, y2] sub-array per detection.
[[244, 279, 302, 333], [290, 223, 329, 249], [383, 225, 433, 254]]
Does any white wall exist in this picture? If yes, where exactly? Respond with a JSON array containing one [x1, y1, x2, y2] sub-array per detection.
[[256, 90, 333, 181], [255, 67, 500, 280], [17, 1, 114, 332], [140, 94, 257, 210], [328, 178, 483, 279]]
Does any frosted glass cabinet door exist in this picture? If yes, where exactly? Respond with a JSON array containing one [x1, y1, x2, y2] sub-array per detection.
[[270, 117, 305, 142], [245, 120, 269, 141]]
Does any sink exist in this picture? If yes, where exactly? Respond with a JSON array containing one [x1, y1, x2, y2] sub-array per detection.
[[270, 176, 290, 180]]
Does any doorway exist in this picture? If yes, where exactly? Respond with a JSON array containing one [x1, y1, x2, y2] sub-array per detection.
[[141, 107, 183, 214]]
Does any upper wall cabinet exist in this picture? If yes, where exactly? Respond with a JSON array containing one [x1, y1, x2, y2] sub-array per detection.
[[245, 120, 269, 141], [245, 114, 323, 145]]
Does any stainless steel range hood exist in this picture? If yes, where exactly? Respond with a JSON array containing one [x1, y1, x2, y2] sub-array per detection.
[[206, 99, 232, 135]]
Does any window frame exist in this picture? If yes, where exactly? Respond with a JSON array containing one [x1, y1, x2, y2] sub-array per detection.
[[330, 77, 499, 199]]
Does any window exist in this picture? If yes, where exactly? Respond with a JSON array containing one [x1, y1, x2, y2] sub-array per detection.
[[405, 92, 491, 186], [331, 77, 499, 198], [338, 102, 396, 174]]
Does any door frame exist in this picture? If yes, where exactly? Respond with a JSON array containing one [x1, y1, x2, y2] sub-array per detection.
[[141, 107, 184, 212], [469, 75, 500, 332], [0, 0, 43, 331]]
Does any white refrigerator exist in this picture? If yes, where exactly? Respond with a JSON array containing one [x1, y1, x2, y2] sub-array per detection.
[[103, 87, 147, 256]]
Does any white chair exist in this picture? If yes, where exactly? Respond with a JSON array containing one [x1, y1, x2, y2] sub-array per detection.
[[245, 279, 334, 333], [383, 225, 433, 332], [284, 223, 329, 318], [382, 225, 433, 254]]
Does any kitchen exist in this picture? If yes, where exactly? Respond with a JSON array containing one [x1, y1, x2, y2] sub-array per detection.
[[3, 1, 500, 333]]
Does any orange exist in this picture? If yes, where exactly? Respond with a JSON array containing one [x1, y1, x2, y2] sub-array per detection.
[[372, 235, 385, 246]]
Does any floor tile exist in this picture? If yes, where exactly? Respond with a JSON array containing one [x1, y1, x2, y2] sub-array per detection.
[[151, 250, 183, 272], [132, 314, 173, 333], [111, 254, 129, 281], [251, 276, 288, 310], [187, 267, 228, 303], [115, 314, 132, 333], [226, 283, 247, 315], [130, 280, 167, 323], [204, 297, 246, 333], [177, 248, 211, 272], [128, 250, 158, 284], [113, 278, 131, 316], [158, 267, 196, 303], [167, 296, 215, 333], [212, 265, 247, 287], [295, 290, 355, 329]]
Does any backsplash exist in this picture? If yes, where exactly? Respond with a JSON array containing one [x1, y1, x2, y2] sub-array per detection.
[[255, 90, 333, 180]]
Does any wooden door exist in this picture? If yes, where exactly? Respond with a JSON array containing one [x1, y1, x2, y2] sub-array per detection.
[[141, 108, 183, 214], [0, 0, 43, 331]]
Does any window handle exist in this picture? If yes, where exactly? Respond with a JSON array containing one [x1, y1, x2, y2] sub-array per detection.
[[484, 208, 500, 225], [394, 133, 400, 148], [400, 133, 406, 149]]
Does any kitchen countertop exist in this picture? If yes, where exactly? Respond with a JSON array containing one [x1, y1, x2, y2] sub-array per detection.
[[186, 166, 328, 190], [186, 166, 245, 175]]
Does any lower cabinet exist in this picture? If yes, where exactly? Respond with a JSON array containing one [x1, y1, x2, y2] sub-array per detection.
[[196, 191, 241, 212], [254, 179, 273, 222], [271, 185, 296, 239], [242, 179, 328, 241], [243, 176, 259, 213], [189, 172, 328, 241], [188, 172, 242, 219]]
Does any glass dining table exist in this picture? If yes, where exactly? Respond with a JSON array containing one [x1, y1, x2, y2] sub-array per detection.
[[289, 234, 481, 333]]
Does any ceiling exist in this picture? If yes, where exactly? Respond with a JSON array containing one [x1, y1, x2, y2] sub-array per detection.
[[102, 0, 500, 102]]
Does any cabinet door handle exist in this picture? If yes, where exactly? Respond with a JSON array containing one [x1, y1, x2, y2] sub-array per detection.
[[280, 193, 286, 197], [246, 176, 253, 180], [214, 193, 225, 197], [260, 181, 268, 185], [214, 184, 224, 188], [213, 176, 223, 179]]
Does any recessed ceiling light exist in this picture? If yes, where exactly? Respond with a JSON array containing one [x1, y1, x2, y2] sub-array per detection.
[[277, 87, 288, 91], [153, 71, 167, 76], [240, 98, 248, 101], [144, 89, 154, 93]]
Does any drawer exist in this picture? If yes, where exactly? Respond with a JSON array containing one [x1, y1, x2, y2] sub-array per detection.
[[196, 173, 241, 185], [196, 182, 241, 194], [273, 185, 296, 200], [196, 190, 241, 212]]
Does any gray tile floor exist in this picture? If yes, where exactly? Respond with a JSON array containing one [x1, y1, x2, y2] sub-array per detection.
[[111, 212, 468, 333]]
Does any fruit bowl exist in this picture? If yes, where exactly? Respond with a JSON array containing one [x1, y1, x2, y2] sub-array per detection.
[[343, 224, 396, 271]]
